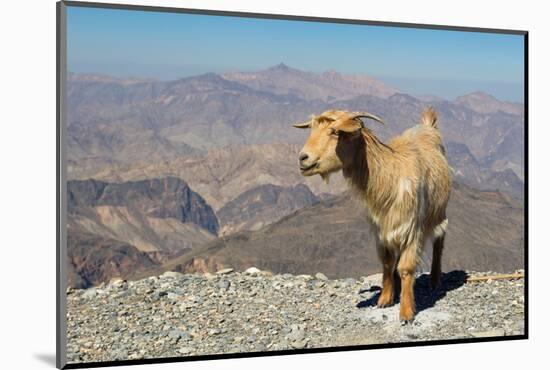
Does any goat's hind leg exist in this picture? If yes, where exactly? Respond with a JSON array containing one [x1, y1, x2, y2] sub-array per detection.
[[430, 219, 448, 289], [377, 245, 396, 308], [431, 234, 445, 289]]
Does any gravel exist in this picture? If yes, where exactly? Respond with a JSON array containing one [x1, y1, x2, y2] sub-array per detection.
[[66, 268, 525, 364]]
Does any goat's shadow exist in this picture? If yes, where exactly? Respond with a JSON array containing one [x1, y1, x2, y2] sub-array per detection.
[[356, 270, 467, 314]]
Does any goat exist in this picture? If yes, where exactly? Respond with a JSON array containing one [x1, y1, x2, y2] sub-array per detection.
[[294, 108, 451, 322]]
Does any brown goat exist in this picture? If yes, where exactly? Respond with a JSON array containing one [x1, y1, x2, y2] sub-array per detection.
[[294, 108, 451, 322]]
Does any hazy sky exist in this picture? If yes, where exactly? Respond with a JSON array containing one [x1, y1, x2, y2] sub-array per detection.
[[67, 6, 525, 102]]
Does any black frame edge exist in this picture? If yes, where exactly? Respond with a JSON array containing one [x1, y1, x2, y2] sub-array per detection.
[[523, 32, 529, 338], [61, 0, 527, 35], [57, 1, 68, 369]]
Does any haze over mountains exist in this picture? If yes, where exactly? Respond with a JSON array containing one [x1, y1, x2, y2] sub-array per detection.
[[66, 64, 525, 288]]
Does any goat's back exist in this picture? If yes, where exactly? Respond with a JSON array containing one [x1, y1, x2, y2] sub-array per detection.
[[389, 117, 452, 230]]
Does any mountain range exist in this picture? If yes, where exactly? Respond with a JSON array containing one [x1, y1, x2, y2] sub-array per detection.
[[65, 64, 525, 288], [139, 182, 524, 280], [67, 65, 524, 198]]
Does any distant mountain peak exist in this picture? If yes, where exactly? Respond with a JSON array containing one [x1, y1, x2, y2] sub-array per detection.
[[268, 62, 292, 71], [222, 64, 399, 100], [455, 91, 523, 115], [458, 91, 497, 101], [67, 72, 155, 85]]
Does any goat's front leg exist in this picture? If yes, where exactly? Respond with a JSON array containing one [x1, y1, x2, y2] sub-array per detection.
[[376, 245, 396, 308], [397, 244, 418, 322]]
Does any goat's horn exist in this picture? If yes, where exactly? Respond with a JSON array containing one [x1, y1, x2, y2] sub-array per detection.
[[352, 112, 385, 125], [293, 121, 311, 129]]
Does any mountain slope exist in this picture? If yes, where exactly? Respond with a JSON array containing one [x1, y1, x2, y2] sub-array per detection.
[[67, 232, 160, 289], [67, 177, 220, 287], [151, 182, 524, 279], [446, 141, 523, 198], [68, 177, 219, 235], [68, 144, 348, 210], [218, 183, 320, 235], [455, 91, 524, 115]]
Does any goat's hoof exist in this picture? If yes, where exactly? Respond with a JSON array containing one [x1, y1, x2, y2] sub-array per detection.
[[400, 318, 415, 326], [399, 307, 416, 323], [376, 295, 394, 308]]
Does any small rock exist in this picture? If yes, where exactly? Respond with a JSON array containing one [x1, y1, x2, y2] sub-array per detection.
[[218, 280, 231, 291], [82, 289, 97, 299], [341, 278, 356, 287], [109, 277, 125, 285], [161, 271, 184, 279], [209, 328, 222, 335], [167, 292, 181, 300], [216, 268, 234, 275], [152, 291, 168, 299], [169, 329, 189, 341], [315, 272, 328, 281], [314, 281, 326, 289], [287, 324, 305, 341], [291, 339, 308, 349], [177, 347, 192, 355], [244, 267, 261, 275]]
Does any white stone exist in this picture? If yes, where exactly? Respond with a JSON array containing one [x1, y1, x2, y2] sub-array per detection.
[[244, 267, 262, 275], [161, 271, 184, 279], [216, 268, 234, 275]]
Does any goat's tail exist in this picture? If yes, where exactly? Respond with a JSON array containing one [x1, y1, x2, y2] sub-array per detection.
[[420, 107, 439, 129]]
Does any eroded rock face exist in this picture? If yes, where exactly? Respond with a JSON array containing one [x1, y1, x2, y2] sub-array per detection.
[[67, 177, 219, 288], [217, 183, 319, 235], [67, 232, 160, 289], [68, 177, 219, 234]]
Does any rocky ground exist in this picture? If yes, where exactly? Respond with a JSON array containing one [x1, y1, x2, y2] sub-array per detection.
[[66, 268, 525, 364]]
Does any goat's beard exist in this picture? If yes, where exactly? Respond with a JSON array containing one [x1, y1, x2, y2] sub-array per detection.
[[320, 172, 331, 184]]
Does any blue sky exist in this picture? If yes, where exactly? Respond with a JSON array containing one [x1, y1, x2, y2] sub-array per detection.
[[67, 6, 525, 102]]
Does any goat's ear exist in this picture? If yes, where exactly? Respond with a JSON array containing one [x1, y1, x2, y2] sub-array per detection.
[[331, 118, 362, 133]]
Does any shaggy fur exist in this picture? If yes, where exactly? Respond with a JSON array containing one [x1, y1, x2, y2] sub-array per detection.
[[294, 108, 451, 322]]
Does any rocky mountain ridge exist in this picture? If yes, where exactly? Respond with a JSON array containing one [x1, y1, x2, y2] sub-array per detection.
[[67, 177, 219, 288], [217, 183, 320, 235], [150, 182, 524, 280], [222, 63, 400, 101]]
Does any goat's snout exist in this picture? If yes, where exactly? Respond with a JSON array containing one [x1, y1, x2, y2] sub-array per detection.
[[298, 151, 319, 172]]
